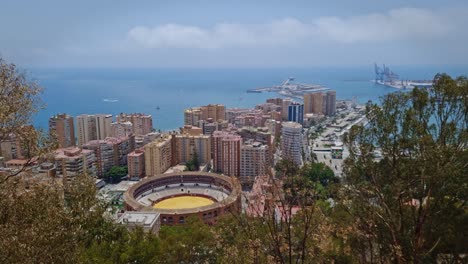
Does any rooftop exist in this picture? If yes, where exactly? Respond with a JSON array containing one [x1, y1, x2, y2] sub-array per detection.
[[119, 211, 160, 226]]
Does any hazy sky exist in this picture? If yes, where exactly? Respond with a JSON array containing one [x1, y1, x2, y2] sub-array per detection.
[[1, 0, 468, 68]]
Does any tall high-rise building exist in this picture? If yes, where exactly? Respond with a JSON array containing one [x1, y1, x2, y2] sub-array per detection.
[[49, 113, 75, 148], [288, 103, 304, 125], [325, 90, 336, 116], [201, 104, 225, 122], [184, 108, 203, 126], [127, 148, 145, 179], [116, 113, 153, 135], [240, 141, 270, 186], [281, 122, 303, 166], [281, 99, 293, 121], [212, 131, 241, 177], [311, 92, 324, 114], [76, 114, 112, 146], [144, 136, 172, 176], [173, 134, 211, 165], [95, 114, 113, 139], [303, 93, 313, 114]]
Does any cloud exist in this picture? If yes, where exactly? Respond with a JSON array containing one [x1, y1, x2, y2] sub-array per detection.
[[127, 18, 309, 49], [127, 7, 465, 49]]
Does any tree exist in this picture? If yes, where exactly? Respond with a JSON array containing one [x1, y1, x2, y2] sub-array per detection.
[[0, 173, 120, 263], [342, 74, 468, 263], [104, 166, 128, 183], [184, 151, 200, 171], [0, 58, 54, 183]]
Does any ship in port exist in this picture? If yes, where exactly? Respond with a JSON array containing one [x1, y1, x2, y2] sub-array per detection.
[[247, 77, 330, 99], [373, 63, 433, 89]]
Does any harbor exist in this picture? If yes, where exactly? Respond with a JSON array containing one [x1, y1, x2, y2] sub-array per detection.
[[373, 63, 432, 89], [247, 77, 330, 99]]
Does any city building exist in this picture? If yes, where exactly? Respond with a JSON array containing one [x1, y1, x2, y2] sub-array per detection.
[[127, 148, 145, 179], [135, 132, 161, 148], [281, 98, 293, 121], [324, 90, 337, 116], [200, 104, 225, 121], [266, 98, 283, 107], [212, 131, 241, 177], [0, 133, 24, 161], [237, 127, 272, 147], [105, 136, 136, 165], [82, 135, 136, 178], [49, 113, 75, 148], [184, 108, 203, 126], [198, 119, 228, 135], [304, 92, 324, 115], [255, 102, 281, 114], [288, 102, 304, 125], [173, 134, 211, 165], [82, 140, 115, 178], [240, 141, 270, 187], [54, 147, 97, 178], [119, 212, 161, 234], [76, 114, 113, 146], [111, 121, 133, 138], [281, 122, 303, 166], [225, 108, 253, 123], [116, 113, 153, 135], [144, 136, 173, 176], [180, 125, 202, 136]]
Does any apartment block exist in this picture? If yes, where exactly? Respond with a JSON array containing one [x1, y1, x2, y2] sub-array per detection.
[[288, 102, 304, 125], [212, 131, 241, 177], [76, 114, 112, 146], [116, 113, 153, 135], [200, 104, 225, 121], [49, 113, 75, 148], [54, 147, 96, 178], [240, 141, 270, 186], [184, 108, 203, 126], [281, 122, 303, 166], [173, 134, 211, 165], [127, 148, 145, 179], [144, 136, 172, 176], [111, 121, 133, 138]]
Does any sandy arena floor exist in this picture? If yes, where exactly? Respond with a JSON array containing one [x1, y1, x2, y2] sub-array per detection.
[[153, 195, 214, 209]]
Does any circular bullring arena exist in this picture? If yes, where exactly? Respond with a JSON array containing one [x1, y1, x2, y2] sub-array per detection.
[[124, 172, 241, 225]]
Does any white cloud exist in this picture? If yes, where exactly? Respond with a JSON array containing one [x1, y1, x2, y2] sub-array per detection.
[[127, 7, 464, 49]]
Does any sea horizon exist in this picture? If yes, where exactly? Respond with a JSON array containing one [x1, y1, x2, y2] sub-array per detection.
[[30, 65, 468, 131]]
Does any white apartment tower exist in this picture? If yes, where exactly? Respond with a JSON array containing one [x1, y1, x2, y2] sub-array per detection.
[[281, 122, 303, 166]]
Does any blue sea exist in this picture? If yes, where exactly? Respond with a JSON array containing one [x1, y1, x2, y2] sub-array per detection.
[[29, 65, 467, 131]]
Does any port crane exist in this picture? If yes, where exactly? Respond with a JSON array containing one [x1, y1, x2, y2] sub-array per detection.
[[374, 63, 399, 82]]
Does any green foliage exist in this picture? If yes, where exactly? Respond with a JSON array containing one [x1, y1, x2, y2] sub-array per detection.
[[301, 162, 337, 187], [342, 73, 468, 262], [158, 216, 216, 263], [184, 151, 200, 171], [105, 166, 128, 183]]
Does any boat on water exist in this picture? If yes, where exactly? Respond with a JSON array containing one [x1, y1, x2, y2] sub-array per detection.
[[103, 98, 119, 103], [156, 106, 160, 110]]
